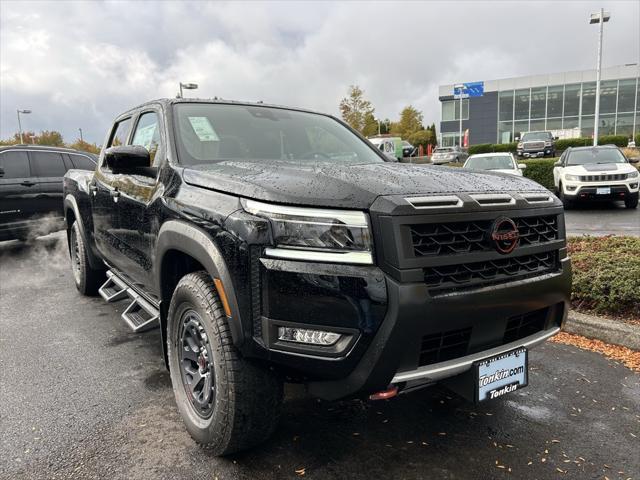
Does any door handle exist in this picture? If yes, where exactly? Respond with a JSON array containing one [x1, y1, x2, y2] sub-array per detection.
[[110, 189, 120, 203], [21, 180, 36, 187]]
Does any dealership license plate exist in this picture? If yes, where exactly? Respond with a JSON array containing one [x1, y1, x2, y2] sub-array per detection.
[[597, 187, 611, 195], [475, 347, 528, 402]]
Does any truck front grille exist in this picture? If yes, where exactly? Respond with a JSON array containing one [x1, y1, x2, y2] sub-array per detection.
[[410, 215, 558, 257], [523, 141, 545, 150], [423, 251, 559, 293], [580, 174, 626, 182], [503, 307, 548, 344], [419, 327, 472, 366]]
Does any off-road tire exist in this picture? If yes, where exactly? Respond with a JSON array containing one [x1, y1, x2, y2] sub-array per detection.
[[625, 196, 638, 209], [167, 271, 283, 456], [558, 183, 573, 209], [69, 221, 104, 295]]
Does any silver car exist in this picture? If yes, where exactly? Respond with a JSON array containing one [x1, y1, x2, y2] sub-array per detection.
[[431, 146, 468, 165]]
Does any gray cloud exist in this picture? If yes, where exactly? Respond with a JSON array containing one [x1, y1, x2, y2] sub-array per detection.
[[1, 0, 638, 144]]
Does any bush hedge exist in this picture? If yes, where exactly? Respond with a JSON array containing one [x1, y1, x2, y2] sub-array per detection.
[[568, 236, 640, 319], [467, 135, 632, 155], [521, 158, 556, 190]]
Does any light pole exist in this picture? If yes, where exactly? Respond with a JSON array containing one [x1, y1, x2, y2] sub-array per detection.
[[16, 109, 31, 144], [590, 9, 610, 146], [454, 83, 465, 147], [79, 128, 83, 142], [178, 82, 198, 98]]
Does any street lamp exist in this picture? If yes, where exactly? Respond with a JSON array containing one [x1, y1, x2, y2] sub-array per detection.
[[79, 128, 83, 142], [590, 9, 611, 146], [16, 109, 31, 144], [454, 83, 465, 147], [178, 82, 198, 98]]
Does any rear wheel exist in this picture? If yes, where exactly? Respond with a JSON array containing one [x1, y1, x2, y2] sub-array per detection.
[[625, 196, 638, 209], [167, 271, 283, 456], [69, 221, 104, 295]]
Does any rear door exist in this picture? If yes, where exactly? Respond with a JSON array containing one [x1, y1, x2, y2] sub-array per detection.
[[0, 149, 34, 230], [27, 150, 68, 219]]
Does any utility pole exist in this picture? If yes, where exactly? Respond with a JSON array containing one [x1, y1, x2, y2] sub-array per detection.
[[16, 109, 31, 144], [79, 128, 83, 142], [590, 8, 611, 146]]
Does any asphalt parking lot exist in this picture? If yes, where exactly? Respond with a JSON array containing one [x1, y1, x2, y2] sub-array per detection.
[[564, 202, 640, 237], [1, 233, 639, 480]]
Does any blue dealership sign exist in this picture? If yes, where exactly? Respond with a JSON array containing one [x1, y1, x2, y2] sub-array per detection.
[[453, 81, 484, 97]]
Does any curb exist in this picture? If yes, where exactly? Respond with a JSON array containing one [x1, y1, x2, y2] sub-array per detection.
[[564, 310, 640, 351]]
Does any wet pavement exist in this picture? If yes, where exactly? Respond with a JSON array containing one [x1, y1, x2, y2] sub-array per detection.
[[564, 202, 639, 237], [1, 233, 639, 480]]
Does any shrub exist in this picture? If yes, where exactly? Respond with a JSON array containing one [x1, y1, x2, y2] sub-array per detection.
[[521, 158, 556, 190], [467, 144, 494, 155], [597, 135, 629, 147], [492, 142, 518, 153], [568, 236, 640, 318]]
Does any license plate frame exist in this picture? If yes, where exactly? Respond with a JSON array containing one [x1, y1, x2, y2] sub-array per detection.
[[474, 347, 528, 402], [596, 187, 611, 195]]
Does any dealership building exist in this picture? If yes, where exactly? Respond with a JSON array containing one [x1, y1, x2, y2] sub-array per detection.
[[438, 63, 640, 146]]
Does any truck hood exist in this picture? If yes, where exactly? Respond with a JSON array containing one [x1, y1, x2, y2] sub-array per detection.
[[562, 163, 637, 175], [182, 160, 547, 209]]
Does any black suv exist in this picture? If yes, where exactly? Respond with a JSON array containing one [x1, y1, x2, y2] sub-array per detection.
[[0, 145, 96, 241], [63, 99, 571, 455]]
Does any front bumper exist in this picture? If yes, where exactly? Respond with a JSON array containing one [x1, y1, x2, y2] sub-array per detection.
[[517, 148, 554, 158], [562, 181, 639, 201], [252, 250, 571, 401]]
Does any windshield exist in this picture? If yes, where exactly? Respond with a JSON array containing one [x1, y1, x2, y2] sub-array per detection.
[[174, 103, 384, 166], [465, 155, 515, 170], [522, 132, 551, 141], [567, 148, 627, 166], [435, 148, 453, 153]]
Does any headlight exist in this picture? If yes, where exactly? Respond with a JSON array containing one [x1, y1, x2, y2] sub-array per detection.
[[626, 170, 639, 179], [564, 174, 580, 182], [242, 199, 373, 264], [544, 142, 552, 147], [517, 143, 523, 149]]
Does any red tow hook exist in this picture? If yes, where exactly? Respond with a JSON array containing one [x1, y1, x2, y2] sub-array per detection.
[[369, 386, 398, 401]]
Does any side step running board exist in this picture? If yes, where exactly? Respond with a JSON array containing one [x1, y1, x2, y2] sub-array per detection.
[[98, 270, 159, 333]]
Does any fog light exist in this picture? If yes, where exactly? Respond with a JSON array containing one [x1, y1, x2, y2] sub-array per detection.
[[278, 327, 341, 346], [630, 183, 638, 189], [566, 185, 577, 191]]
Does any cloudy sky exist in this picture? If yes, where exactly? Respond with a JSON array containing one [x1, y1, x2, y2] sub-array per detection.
[[1, 0, 638, 144]]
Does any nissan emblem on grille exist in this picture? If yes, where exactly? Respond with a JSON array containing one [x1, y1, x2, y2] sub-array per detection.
[[489, 217, 520, 254]]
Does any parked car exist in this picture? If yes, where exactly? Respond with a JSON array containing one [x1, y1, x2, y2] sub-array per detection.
[[368, 136, 402, 161], [516, 131, 556, 158], [553, 145, 639, 209], [402, 140, 416, 158], [64, 98, 570, 455], [0, 145, 97, 241], [431, 145, 468, 164], [463, 153, 526, 176]]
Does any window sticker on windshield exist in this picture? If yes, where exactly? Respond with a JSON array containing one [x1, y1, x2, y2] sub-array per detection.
[[188, 116, 219, 142], [132, 123, 156, 150]]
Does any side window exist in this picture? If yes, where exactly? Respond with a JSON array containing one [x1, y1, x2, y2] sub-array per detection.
[[29, 151, 67, 177], [0, 151, 30, 178], [109, 118, 132, 147], [70, 154, 96, 170], [130, 112, 161, 165]]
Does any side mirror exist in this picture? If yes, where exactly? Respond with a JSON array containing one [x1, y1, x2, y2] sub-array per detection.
[[554, 160, 562, 167], [518, 163, 527, 170], [104, 145, 151, 174], [514, 136, 520, 141], [0, 166, 4, 178]]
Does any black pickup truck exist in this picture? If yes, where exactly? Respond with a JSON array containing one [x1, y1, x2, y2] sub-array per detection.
[[63, 98, 571, 455]]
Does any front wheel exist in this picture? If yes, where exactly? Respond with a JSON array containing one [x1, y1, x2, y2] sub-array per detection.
[[69, 221, 105, 295], [625, 196, 638, 209], [558, 183, 574, 209], [167, 271, 283, 456]]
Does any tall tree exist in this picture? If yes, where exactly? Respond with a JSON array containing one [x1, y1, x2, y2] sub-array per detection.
[[392, 105, 424, 139], [362, 112, 379, 137], [339, 85, 375, 134], [68, 139, 101, 154]]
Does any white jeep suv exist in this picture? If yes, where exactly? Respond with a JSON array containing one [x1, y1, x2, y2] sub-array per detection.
[[553, 145, 639, 209]]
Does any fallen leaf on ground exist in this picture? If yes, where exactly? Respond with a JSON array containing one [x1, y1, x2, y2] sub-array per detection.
[[295, 468, 306, 476], [550, 332, 640, 371]]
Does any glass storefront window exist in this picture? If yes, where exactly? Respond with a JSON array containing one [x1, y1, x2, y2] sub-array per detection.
[[499, 90, 514, 121], [617, 78, 637, 113], [455, 99, 469, 120], [547, 85, 564, 118], [530, 119, 546, 132], [563, 117, 579, 129], [581, 116, 594, 137], [514, 120, 529, 139], [442, 101, 455, 121], [582, 82, 597, 116], [498, 121, 513, 143], [514, 89, 530, 120], [546, 118, 563, 131], [599, 80, 618, 115], [564, 84, 581, 116], [530, 87, 546, 119], [616, 112, 635, 137], [442, 99, 469, 121], [596, 114, 616, 135]]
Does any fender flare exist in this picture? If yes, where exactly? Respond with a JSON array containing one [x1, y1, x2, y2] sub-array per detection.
[[155, 220, 246, 348], [63, 194, 103, 270]]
